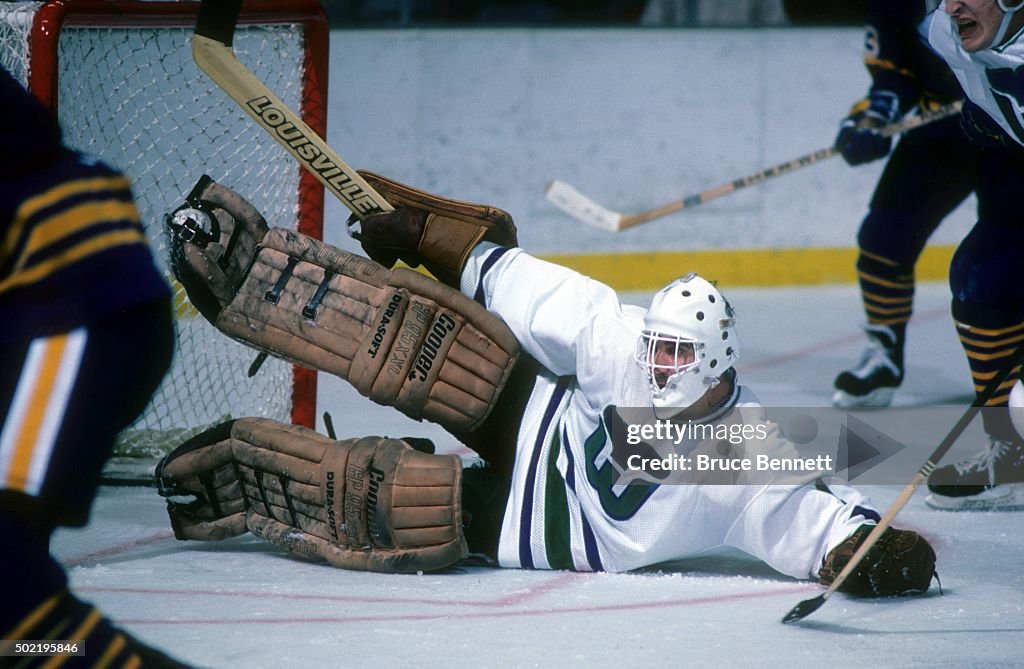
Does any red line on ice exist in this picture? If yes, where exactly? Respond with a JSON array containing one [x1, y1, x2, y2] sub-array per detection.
[[77, 571, 582, 609], [108, 585, 813, 625], [63, 529, 177, 567], [742, 306, 946, 372]]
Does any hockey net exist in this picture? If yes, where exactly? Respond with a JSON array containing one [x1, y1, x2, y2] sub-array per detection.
[[0, 1, 326, 466]]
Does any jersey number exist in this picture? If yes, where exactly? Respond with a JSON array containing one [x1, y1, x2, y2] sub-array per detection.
[[582, 413, 658, 520]]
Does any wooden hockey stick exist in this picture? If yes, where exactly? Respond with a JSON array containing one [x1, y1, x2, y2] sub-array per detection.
[[547, 100, 963, 232], [192, 0, 392, 219], [782, 343, 1022, 624]]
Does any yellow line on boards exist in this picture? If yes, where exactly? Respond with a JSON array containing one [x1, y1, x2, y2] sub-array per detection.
[[167, 245, 957, 320], [540, 245, 956, 292]]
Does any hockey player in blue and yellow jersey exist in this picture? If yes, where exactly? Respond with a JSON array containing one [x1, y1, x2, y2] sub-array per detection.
[[832, 0, 978, 410], [0, 66, 190, 667], [921, 0, 1024, 510]]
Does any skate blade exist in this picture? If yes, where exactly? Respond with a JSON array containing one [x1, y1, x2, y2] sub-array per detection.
[[832, 387, 896, 409], [925, 485, 1024, 511]]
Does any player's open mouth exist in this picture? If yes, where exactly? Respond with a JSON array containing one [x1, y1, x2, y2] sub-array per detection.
[[956, 16, 978, 39]]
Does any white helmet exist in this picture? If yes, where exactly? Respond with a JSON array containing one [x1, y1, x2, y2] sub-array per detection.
[[635, 273, 739, 418]]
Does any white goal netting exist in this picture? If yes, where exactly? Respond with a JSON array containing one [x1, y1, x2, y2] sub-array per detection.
[[1, 1, 325, 461]]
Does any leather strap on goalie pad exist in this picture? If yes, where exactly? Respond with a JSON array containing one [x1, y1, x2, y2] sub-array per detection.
[[157, 417, 467, 574], [354, 170, 518, 287], [154, 420, 249, 541], [165, 175, 270, 323], [216, 228, 520, 431]]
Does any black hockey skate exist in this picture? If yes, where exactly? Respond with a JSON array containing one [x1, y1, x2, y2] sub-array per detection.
[[926, 438, 1024, 510], [833, 324, 903, 408], [818, 525, 936, 597]]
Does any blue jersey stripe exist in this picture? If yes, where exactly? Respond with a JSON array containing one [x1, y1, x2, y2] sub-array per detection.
[[518, 377, 570, 569], [561, 425, 603, 571], [474, 246, 512, 307]]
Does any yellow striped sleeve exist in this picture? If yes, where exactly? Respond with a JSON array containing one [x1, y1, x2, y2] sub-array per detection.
[[2, 174, 133, 258], [14, 200, 141, 273], [0, 228, 147, 294]]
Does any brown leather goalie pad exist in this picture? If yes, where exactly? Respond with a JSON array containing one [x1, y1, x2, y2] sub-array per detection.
[[155, 417, 467, 573], [166, 176, 520, 432]]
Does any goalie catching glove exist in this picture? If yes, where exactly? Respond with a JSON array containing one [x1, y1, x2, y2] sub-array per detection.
[[166, 175, 520, 432], [156, 417, 467, 573], [347, 170, 518, 288]]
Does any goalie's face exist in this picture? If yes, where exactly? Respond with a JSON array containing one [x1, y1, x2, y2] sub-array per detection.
[[637, 333, 699, 390]]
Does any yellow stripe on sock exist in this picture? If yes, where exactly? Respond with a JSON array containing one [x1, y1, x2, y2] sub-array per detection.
[[955, 321, 1024, 339], [863, 292, 915, 305], [963, 347, 1023, 362], [957, 331, 1024, 351], [856, 269, 914, 291], [859, 248, 901, 267], [865, 303, 914, 317]]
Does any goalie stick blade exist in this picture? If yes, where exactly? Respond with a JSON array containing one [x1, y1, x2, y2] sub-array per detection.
[[781, 593, 826, 624], [544, 180, 624, 232]]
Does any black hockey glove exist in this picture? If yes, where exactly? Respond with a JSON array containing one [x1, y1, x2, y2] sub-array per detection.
[[835, 91, 901, 166]]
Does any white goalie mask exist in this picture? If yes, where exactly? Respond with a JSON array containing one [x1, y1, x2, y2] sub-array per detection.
[[635, 273, 739, 418]]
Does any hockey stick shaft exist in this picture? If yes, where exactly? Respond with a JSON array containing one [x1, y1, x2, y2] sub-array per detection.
[[783, 341, 1022, 623], [659, 100, 964, 220], [193, 0, 392, 219], [616, 146, 839, 231], [548, 100, 962, 232]]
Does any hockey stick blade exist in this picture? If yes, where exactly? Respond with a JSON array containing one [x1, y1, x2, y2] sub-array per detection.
[[545, 180, 623, 232], [782, 339, 1023, 624], [192, 0, 392, 220], [781, 593, 826, 624]]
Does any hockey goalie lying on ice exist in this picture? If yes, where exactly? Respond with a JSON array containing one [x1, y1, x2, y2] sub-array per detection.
[[156, 173, 936, 598]]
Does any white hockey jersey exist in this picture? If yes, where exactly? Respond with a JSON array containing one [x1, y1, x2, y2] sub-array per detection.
[[927, 3, 1024, 146], [461, 244, 877, 579]]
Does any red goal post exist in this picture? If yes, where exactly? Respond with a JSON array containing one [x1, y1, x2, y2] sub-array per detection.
[[0, 0, 328, 459]]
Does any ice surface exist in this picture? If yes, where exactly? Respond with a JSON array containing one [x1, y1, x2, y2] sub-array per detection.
[[54, 283, 1024, 668]]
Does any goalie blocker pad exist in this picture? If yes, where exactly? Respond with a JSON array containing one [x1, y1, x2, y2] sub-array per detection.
[[166, 176, 520, 432], [156, 417, 467, 573]]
